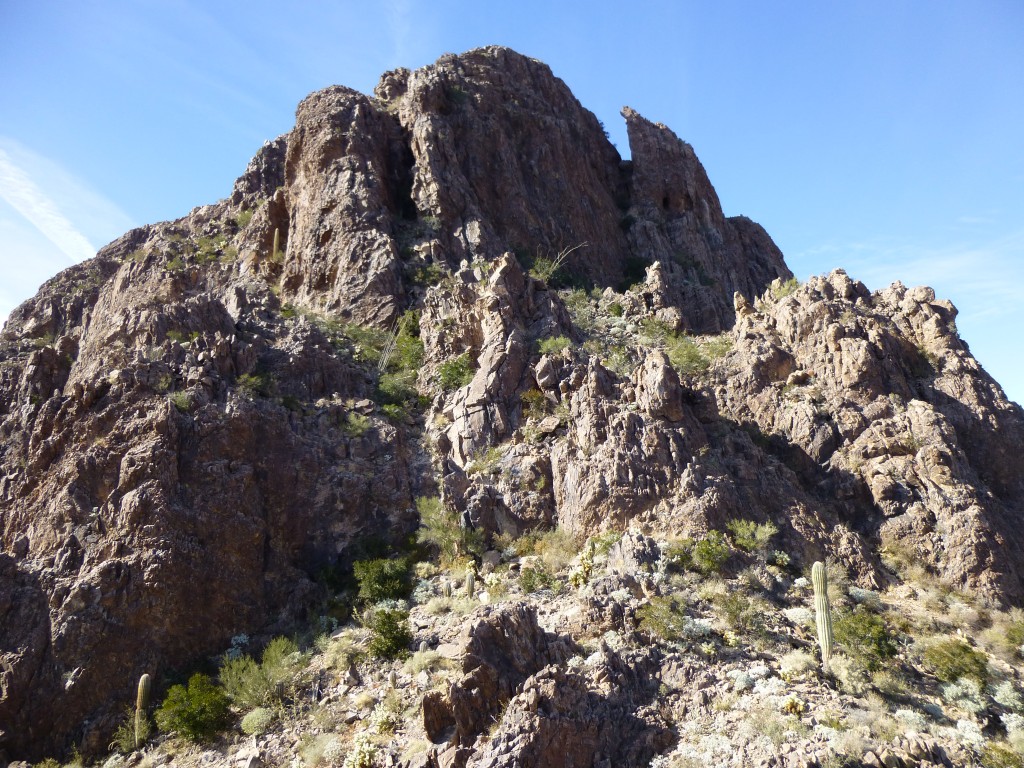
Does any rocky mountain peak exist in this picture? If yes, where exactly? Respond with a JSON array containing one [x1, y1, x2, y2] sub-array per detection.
[[0, 46, 1022, 765]]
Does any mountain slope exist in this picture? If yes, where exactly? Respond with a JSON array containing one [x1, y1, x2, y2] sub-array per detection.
[[0, 46, 1021, 762]]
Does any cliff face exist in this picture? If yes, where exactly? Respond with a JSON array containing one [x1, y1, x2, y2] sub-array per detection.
[[0, 46, 1021, 761]]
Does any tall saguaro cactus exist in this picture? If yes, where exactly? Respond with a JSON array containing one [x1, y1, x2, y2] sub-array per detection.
[[271, 227, 281, 262], [811, 561, 833, 673], [135, 673, 152, 748]]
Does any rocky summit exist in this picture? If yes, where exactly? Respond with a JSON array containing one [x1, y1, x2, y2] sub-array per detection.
[[1, 46, 1023, 768]]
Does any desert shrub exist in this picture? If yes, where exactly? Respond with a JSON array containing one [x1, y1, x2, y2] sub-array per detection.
[[520, 387, 550, 422], [438, 352, 475, 390], [560, 288, 598, 332], [154, 673, 230, 742], [519, 565, 556, 594], [241, 706, 275, 735], [416, 496, 483, 564], [526, 243, 586, 286], [366, 607, 412, 660], [353, 557, 412, 603], [535, 528, 578, 573], [981, 742, 1024, 768], [726, 519, 778, 555], [941, 677, 987, 714], [924, 638, 989, 684], [831, 654, 870, 695], [237, 371, 275, 398], [537, 335, 571, 356], [339, 323, 389, 365], [663, 533, 730, 576], [779, 650, 817, 680], [692, 531, 731, 575], [664, 334, 709, 375], [169, 390, 193, 413], [220, 636, 304, 710], [465, 445, 504, 475], [703, 333, 733, 359], [770, 277, 801, 301], [110, 706, 152, 753], [638, 595, 687, 642], [712, 589, 769, 638], [834, 606, 898, 670], [993, 680, 1024, 712], [343, 412, 372, 438]]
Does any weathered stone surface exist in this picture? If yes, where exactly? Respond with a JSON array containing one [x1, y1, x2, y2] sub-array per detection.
[[2, 44, 1023, 765], [622, 106, 791, 332], [422, 602, 574, 746]]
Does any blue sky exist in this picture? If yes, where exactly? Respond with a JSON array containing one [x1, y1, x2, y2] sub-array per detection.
[[1, 1, 1022, 405]]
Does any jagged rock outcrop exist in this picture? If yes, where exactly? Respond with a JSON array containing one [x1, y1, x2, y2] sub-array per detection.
[[622, 106, 791, 332], [0, 45, 1022, 763], [711, 270, 1024, 596]]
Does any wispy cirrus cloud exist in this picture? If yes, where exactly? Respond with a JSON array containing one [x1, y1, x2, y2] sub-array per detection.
[[0, 147, 97, 263], [0, 138, 134, 327]]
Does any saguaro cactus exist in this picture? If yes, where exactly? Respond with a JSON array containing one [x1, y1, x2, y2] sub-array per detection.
[[811, 561, 833, 673], [465, 569, 476, 597], [135, 673, 151, 748]]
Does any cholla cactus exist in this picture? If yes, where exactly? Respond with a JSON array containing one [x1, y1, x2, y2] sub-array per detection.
[[811, 561, 833, 673], [135, 673, 151, 748]]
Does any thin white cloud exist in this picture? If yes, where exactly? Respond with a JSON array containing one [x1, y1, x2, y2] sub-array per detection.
[[0, 138, 135, 328], [0, 148, 96, 263]]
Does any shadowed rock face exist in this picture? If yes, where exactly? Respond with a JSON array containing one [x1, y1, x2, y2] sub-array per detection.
[[0, 45, 1021, 761]]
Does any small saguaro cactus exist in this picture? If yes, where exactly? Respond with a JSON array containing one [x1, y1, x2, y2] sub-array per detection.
[[135, 673, 151, 748], [442, 580, 452, 598], [811, 561, 833, 673], [465, 569, 476, 597]]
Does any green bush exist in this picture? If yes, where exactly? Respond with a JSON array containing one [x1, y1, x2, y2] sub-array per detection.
[[342, 412, 372, 438], [416, 496, 483, 565], [770, 277, 801, 301], [519, 565, 556, 594], [169, 390, 193, 413], [982, 743, 1024, 768], [438, 352, 475, 390], [665, 334, 709, 375], [692, 531, 731, 575], [726, 519, 778, 555], [537, 335, 571, 356], [353, 557, 411, 603], [923, 638, 989, 684], [713, 589, 768, 637], [154, 673, 230, 742], [111, 706, 151, 753], [366, 607, 412, 660], [833, 606, 897, 670], [237, 372, 275, 398], [240, 707, 274, 735], [521, 388, 549, 421], [220, 636, 304, 710], [637, 595, 690, 642]]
